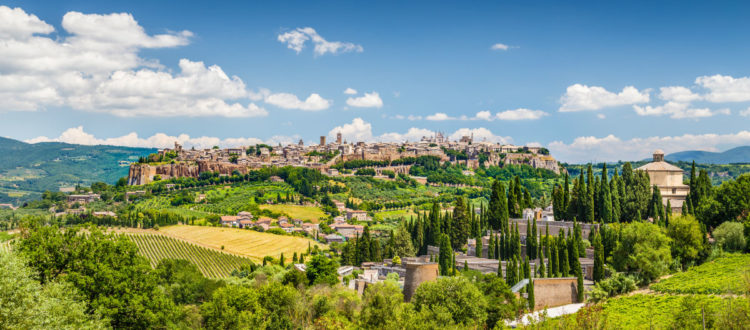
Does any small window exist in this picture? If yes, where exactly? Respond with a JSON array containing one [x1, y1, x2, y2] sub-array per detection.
[[672, 188, 676, 194]]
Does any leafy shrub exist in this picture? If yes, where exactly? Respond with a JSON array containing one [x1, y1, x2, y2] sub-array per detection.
[[713, 221, 746, 252], [589, 272, 637, 303], [613, 222, 672, 285]]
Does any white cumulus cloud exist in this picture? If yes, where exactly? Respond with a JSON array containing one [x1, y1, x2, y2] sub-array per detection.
[[346, 91, 383, 108], [425, 113, 454, 121], [0, 6, 276, 118], [278, 27, 362, 56], [695, 74, 750, 103], [25, 126, 300, 149], [491, 43, 511, 51], [264, 92, 331, 111], [559, 84, 650, 112], [659, 86, 701, 103], [548, 131, 750, 163], [633, 101, 729, 119], [343, 87, 357, 95], [495, 108, 548, 120]]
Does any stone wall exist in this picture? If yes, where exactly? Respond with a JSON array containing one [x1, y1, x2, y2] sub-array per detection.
[[532, 277, 579, 310]]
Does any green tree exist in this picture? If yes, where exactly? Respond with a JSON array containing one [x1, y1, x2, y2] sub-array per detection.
[[488, 180, 509, 232], [359, 281, 405, 329], [306, 254, 340, 286], [527, 278, 535, 311], [666, 215, 705, 269], [451, 197, 470, 250], [201, 282, 296, 329], [16, 225, 180, 328], [0, 252, 106, 329], [392, 225, 416, 257], [613, 222, 672, 284], [593, 231, 605, 282], [577, 267, 585, 302], [713, 221, 746, 252], [411, 277, 488, 326], [438, 234, 453, 276]]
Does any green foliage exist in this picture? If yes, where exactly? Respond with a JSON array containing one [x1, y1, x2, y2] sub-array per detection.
[[359, 281, 405, 329], [200, 281, 297, 329], [0, 251, 106, 329], [651, 253, 750, 294], [713, 221, 746, 252], [306, 254, 340, 286], [15, 225, 181, 328], [667, 215, 707, 268], [589, 272, 637, 303], [613, 222, 672, 284], [411, 276, 488, 326], [154, 258, 225, 305]]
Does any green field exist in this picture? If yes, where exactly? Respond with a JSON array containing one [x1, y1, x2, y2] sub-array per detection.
[[259, 204, 327, 222], [126, 233, 254, 278], [600, 294, 748, 329], [651, 253, 750, 294]]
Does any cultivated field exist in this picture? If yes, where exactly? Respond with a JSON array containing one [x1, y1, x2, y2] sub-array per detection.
[[651, 253, 750, 294], [126, 233, 254, 278], [159, 225, 324, 261], [259, 204, 327, 222], [600, 294, 748, 329]]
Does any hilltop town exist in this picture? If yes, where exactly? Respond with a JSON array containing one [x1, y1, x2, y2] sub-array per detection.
[[128, 132, 560, 185]]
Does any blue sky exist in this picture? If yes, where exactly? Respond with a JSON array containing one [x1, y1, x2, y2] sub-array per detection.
[[1, 0, 750, 162]]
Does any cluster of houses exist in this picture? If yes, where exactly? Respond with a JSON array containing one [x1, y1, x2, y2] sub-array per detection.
[[219, 211, 320, 235]]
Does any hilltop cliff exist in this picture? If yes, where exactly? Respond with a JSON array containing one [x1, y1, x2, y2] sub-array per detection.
[[128, 161, 251, 185]]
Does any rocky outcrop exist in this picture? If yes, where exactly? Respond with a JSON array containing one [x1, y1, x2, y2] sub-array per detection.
[[127, 161, 251, 185]]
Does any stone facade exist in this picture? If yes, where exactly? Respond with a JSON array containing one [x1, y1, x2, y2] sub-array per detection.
[[636, 150, 690, 213]]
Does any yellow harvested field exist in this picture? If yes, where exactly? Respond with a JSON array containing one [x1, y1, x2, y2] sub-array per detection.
[[159, 225, 324, 262], [259, 204, 327, 223]]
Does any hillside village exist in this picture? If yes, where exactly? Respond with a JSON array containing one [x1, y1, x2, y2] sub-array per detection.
[[128, 132, 560, 185]]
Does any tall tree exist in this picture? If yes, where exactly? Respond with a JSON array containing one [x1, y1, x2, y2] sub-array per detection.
[[438, 234, 453, 276], [600, 163, 613, 223], [593, 231, 605, 282], [451, 197, 471, 250], [488, 181, 509, 232]]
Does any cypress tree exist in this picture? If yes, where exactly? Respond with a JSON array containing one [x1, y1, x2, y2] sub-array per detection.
[[562, 174, 570, 221], [569, 235, 580, 276], [463, 260, 469, 272], [293, 252, 298, 263], [524, 257, 531, 279], [488, 234, 495, 259], [601, 163, 613, 223], [528, 278, 536, 311], [538, 256, 546, 278], [532, 219, 538, 260], [280, 253, 285, 267], [526, 220, 533, 259], [593, 232, 604, 282], [577, 267, 585, 302], [561, 240, 570, 276], [665, 200, 671, 226], [550, 243, 558, 277], [438, 234, 453, 276], [476, 235, 483, 258]]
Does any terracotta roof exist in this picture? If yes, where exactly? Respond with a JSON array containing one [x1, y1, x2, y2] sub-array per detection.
[[637, 161, 683, 172]]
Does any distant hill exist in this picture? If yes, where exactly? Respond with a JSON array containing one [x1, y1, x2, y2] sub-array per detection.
[[0, 137, 155, 204], [665, 146, 750, 164]]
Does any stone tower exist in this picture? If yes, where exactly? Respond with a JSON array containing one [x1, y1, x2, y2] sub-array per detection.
[[403, 262, 439, 302]]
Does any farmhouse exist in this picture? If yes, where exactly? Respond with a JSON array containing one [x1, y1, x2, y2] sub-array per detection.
[[346, 210, 370, 221], [67, 193, 100, 204]]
